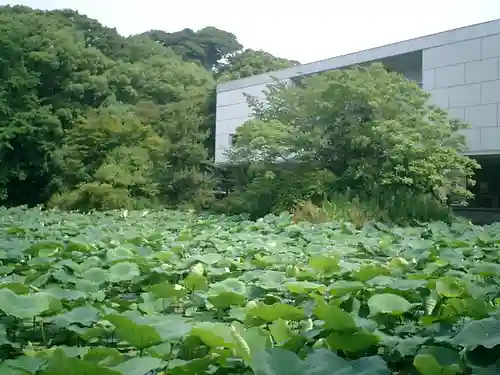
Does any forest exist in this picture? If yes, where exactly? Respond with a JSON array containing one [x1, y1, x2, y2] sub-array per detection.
[[0, 5, 479, 225]]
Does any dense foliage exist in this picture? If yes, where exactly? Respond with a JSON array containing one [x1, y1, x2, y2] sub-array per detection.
[[0, 5, 295, 211], [0, 5, 479, 222], [0, 207, 499, 374], [0, 5, 495, 375], [226, 64, 479, 220]]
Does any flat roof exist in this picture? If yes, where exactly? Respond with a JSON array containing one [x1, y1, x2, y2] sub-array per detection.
[[217, 18, 500, 93]]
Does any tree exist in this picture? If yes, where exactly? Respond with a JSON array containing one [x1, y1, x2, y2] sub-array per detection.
[[0, 4, 299, 210], [49, 104, 168, 210], [49, 9, 127, 60], [141, 27, 242, 70], [105, 52, 216, 206], [0, 6, 112, 206], [121, 35, 178, 63], [50, 46, 217, 209], [229, 63, 479, 207], [216, 49, 299, 81]]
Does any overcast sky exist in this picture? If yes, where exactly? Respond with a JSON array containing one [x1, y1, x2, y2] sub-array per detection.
[[2, 0, 500, 63]]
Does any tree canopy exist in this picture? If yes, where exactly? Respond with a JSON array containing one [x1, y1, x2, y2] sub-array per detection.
[[226, 64, 479, 222], [0, 5, 296, 209], [216, 49, 299, 81]]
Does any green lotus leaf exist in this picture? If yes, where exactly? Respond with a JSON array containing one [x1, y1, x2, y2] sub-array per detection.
[[368, 293, 412, 316], [108, 262, 140, 283]]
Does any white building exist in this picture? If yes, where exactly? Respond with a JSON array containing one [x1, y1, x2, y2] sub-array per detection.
[[215, 18, 500, 164]]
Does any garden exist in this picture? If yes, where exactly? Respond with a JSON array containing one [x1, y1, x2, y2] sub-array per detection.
[[1, 207, 499, 374]]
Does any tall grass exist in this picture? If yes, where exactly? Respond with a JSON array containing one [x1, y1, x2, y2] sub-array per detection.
[[292, 190, 453, 227]]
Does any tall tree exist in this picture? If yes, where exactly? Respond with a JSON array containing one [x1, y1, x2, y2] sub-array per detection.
[[54, 34, 216, 208], [0, 6, 112, 205], [229, 63, 479, 205], [50, 104, 167, 210], [141, 27, 242, 69], [49, 9, 127, 60]]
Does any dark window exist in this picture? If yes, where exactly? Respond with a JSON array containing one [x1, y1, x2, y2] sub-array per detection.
[[229, 134, 239, 146]]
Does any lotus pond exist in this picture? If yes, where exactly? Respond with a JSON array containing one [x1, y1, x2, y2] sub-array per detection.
[[0, 207, 500, 375]]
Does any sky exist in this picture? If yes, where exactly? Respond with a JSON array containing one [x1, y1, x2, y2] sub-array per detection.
[[2, 0, 500, 63]]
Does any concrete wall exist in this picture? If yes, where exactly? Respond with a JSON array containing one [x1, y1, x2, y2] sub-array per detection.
[[215, 82, 270, 162], [422, 34, 500, 155]]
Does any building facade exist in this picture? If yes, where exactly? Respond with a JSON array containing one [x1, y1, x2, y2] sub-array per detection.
[[215, 18, 500, 164]]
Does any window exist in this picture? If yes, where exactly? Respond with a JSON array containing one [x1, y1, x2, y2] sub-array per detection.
[[229, 134, 239, 146]]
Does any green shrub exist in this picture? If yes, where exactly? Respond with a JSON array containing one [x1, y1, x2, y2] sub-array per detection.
[[213, 164, 336, 219], [47, 183, 135, 211]]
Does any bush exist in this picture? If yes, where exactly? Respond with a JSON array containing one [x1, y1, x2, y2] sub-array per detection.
[[216, 167, 453, 225], [48, 183, 134, 211], [214, 164, 336, 219]]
